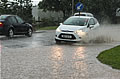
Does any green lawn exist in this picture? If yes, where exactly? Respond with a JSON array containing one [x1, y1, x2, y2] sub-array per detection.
[[38, 26, 58, 30], [97, 45, 120, 69]]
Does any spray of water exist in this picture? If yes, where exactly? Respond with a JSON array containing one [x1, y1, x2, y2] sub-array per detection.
[[81, 24, 120, 44]]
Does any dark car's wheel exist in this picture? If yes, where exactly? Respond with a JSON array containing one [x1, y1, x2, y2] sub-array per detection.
[[7, 28, 14, 38], [26, 28, 33, 37]]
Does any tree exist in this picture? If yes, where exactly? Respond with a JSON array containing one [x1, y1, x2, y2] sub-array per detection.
[[102, 0, 120, 23], [38, 0, 72, 19], [87, 0, 120, 23], [0, 0, 33, 23], [13, 0, 33, 23], [38, 0, 120, 23]]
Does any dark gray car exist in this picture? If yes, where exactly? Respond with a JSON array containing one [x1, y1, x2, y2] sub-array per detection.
[[0, 15, 33, 38]]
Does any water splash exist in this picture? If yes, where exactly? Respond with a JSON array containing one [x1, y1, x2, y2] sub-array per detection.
[[81, 24, 120, 44]]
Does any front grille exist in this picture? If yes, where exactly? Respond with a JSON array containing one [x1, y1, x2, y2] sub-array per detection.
[[59, 33, 76, 39], [61, 30, 74, 32]]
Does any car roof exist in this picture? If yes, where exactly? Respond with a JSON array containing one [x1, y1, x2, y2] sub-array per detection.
[[75, 12, 92, 14], [70, 16, 92, 19], [0, 14, 16, 17], [74, 12, 94, 17], [0, 15, 17, 20]]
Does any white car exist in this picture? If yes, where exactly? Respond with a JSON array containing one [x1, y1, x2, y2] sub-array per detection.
[[74, 12, 94, 17], [55, 16, 100, 43]]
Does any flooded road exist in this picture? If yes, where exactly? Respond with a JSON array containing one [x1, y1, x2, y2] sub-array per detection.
[[1, 24, 120, 79]]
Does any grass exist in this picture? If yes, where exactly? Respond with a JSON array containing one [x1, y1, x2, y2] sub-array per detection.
[[37, 26, 58, 30], [97, 45, 120, 69]]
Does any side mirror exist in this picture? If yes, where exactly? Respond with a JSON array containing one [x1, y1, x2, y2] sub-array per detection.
[[87, 24, 94, 29], [89, 25, 94, 28], [60, 23, 62, 25]]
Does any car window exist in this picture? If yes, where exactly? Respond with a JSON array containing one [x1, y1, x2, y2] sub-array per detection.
[[0, 15, 8, 20], [87, 14, 93, 17], [75, 14, 86, 16], [94, 18, 98, 24], [63, 17, 88, 26], [7, 16, 17, 24], [15, 16, 24, 24], [89, 18, 95, 25]]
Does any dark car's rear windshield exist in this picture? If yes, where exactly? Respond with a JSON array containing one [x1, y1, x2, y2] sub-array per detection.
[[0, 15, 8, 20]]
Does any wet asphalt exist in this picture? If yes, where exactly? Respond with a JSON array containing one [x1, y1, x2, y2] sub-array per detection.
[[1, 25, 120, 79]]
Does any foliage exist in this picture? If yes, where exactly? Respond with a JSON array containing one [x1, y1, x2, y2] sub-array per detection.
[[0, 0, 33, 23], [38, 26, 58, 30], [38, 0, 72, 19], [39, 17, 57, 27], [97, 45, 120, 69], [84, 0, 120, 23], [38, 0, 120, 23]]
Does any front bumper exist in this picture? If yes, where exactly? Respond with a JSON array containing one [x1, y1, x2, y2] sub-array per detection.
[[55, 31, 82, 42]]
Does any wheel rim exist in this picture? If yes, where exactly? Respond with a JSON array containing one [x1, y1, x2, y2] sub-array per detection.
[[28, 28, 32, 36], [9, 29, 14, 37]]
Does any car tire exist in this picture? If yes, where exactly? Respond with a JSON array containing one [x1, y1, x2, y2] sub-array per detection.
[[7, 28, 14, 38], [55, 39, 61, 44], [26, 28, 33, 37]]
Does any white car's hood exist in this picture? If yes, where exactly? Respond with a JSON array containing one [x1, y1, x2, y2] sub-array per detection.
[[59, 24, 87, 31]]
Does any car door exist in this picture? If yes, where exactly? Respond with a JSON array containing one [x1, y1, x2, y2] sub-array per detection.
[[7, 16, 19, 33], [93, 18, 100, 28], [15, 16, 27, 33], [88, 18, 96, 29]]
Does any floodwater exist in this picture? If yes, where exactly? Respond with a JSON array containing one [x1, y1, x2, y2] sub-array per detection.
[[1, 24, 120, 79], [78, 24, 120, 44]]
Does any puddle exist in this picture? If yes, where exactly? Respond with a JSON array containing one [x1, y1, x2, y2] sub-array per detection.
[[1, 25, 120, 48], [5, 44, 28, 48]]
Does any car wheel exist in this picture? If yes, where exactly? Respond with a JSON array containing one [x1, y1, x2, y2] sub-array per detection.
[[7, 28, 14, 38], [26, 28, 32, 37], [55, 39, 61, 43]]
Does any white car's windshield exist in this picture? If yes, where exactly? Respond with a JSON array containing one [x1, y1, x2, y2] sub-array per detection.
[[63, 17, 88, 26]]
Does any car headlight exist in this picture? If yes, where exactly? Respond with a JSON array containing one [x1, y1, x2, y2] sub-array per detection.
[[56, 28, 61, 32], [74, 30, 86, 36]]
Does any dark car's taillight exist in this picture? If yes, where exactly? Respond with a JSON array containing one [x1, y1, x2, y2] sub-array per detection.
[[0, 22, 3, 27]]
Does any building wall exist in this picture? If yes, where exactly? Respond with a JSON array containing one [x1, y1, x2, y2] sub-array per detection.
[[32, 6, 63, 22], [32, 6, 39, 21]]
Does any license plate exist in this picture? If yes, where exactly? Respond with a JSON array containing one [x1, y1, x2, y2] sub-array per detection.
[[61, 35, 72, 38]]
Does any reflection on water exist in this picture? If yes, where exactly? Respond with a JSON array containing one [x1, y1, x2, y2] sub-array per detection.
[[73, 47, 86, 70], [72, 61, 87, 78], [72, 47, 88, 78], [51, 46, 63, 78], [74, 61, 87, 70], [50, 46, 88, 78], [0, 41, 1, 53], [0, 41, 1, 79], [51, 46, 63, 61], [73, 47, 85, 59]]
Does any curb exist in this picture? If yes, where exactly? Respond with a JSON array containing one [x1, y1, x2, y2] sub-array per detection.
[[33, 30, 46, 33]]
